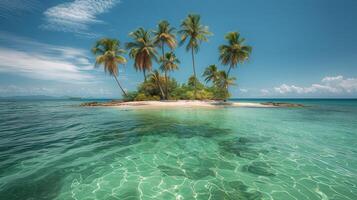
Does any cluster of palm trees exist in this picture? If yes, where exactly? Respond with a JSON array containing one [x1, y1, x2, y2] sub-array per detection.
[[92, 14, 252, 100], [203, 65, 236, 92]]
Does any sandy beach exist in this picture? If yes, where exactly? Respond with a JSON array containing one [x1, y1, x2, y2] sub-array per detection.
[[80, 100, 304, 109], [116, 100, 275, 108], [114, 100, 275, 108]]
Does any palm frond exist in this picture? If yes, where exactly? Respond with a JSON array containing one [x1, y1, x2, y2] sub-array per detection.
[[126, 28, 158, 73], [179, 14, 212, 53], [91, 38, 127, 76], [219, 31, 252, 69]]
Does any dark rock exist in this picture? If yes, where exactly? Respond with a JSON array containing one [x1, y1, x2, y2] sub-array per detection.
[[80, 100, 124, 106], [80, 101, 99, 106]]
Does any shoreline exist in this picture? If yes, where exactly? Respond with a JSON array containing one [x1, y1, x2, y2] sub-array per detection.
[[80, 100, 304, 109]]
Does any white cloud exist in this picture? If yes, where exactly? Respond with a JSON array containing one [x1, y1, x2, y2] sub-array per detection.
[[274, 84, 305, 94], [0, 48, 93, 82], [41, 0, 119, 36], [0, 84, 114, 98], [274, 75, 357, 95], [260, 89, 270, 95], [0, 33, 95, 82], [240, 88, 248, 93]]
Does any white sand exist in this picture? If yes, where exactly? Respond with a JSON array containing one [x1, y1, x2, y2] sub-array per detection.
[[111, 100, 275, 109]]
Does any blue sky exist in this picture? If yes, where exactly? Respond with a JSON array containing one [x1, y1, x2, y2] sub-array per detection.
[[0, 0, 357, 98]]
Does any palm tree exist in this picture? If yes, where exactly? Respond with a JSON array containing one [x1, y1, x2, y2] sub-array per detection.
[[219, 32, 252, 76], [126, 28, 158, 81], [92, 38, 127, 97], [153, 20, 177, 99], [202, 64, 218, 84], [216, 71, 236, 100], [149, 70, 165, 99], [179, 14, 212, 99], [160, 52, 180, 71], [216, 71, 236, 89], [160, 52, 180, 98]]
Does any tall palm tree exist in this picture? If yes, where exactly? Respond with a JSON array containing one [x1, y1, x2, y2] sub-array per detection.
[[153, 20, 177, 99], [179, 14, 212, 99], [149, 70, 165, 99], [202, 64, 218, 84], [160, 52, 180, 98], [126, 28, 158, 81], [219, 32, 252, 76], [92, 38, 127, 97]]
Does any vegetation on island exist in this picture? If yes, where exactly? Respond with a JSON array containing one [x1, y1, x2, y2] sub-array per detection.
[[92, 14, 252, 101]]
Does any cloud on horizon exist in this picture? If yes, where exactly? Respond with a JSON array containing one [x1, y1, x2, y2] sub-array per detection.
[[260, 89, 270, 96], [239, 88, 248, 93], [0, 84, 114, 98], [41, 0, 119, 37], [0, 32, 95, 82], [271, 75, 357, 96]]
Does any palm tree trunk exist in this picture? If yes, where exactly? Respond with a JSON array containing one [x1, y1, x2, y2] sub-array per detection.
[[157, 80, 165, 99], [159, 85, 165, 99], [226, 66, 233, 99], [143, 55, 148, 82], [191, 47, 197, 100], [113, 76, 127, 97], [143, 69, 147, 82], [164, 71, 168, 100], [227, 66, 232, 77], [161, 43, 168, 100], [225, 82, 229, 101]]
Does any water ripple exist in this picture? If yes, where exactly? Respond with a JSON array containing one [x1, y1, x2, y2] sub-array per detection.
[[0, 100, 356, 199]]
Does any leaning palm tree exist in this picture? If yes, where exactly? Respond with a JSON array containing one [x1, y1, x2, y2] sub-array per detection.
[[179, 14, 212, 99], [126, 28, 158, 81], [160, 52, 180, 98], [202, 64, 218, 84], [219, 32, 252, 76], [149, 70, 165, 99], [153, 20, 177, 99], [92, 38, 127, 96]]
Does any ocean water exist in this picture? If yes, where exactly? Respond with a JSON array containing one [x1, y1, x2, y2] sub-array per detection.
[[0, 99, 356, 200]]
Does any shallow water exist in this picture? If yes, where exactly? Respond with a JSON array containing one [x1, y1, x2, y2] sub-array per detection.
[[0, 99, 356, 199]]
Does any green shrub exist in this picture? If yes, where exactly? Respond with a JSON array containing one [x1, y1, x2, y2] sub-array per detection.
[[123, 91, 138, 102], [124, 76, 231, 101], [134, 93, 161, 101], [197, 89, 214, 100], [134, 93, 147, 101]]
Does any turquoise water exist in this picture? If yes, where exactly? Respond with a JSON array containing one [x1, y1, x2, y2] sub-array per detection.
[[0, 99, 356, 200]]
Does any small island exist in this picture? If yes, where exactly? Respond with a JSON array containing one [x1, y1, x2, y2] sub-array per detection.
[[4, 1, 355, 199], [81, 100, 304, 109], [87, 14, 304, 109]]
